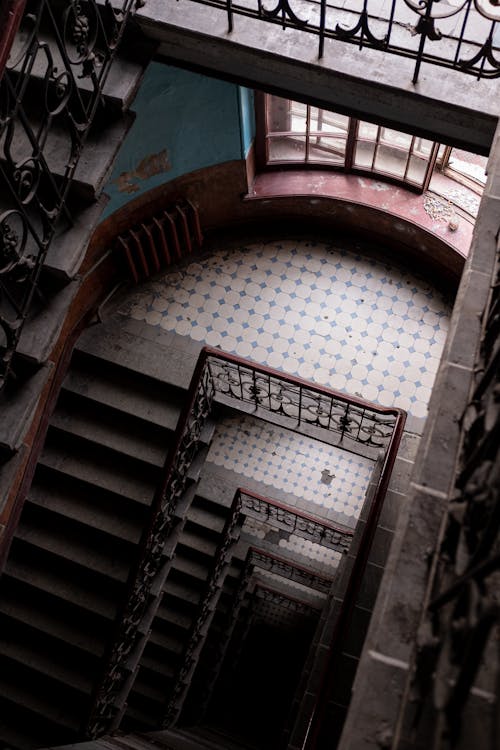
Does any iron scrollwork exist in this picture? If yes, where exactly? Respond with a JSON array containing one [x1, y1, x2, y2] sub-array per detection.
[[86, 370, 215, 737], [183, 0, 500, 81], [0, 0, 141, 388], [207, 356, 396, 450]]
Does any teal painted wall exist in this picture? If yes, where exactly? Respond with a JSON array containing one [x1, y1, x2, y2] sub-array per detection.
[[104, 63, 255, 216]]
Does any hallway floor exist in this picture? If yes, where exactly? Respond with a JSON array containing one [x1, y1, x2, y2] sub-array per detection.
[[119, 237, 452, 420]]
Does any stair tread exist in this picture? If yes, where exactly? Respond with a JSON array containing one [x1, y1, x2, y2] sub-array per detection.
[[75, 319, 201, 392], [15, 518, 131, 583], [0, 626, 94, 693], [63, 360, 182, 431], [0, 673, 81, 731], [28, 472, 144, 544], [38, 440, 158, 506], [50, 398, 171, 468], [0, 585, 106, 657], [4, 556, 117, 619]]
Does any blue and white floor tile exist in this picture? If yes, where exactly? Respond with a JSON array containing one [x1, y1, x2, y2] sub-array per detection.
[[206, 415, 373, 527], [242, 516, 343, 570], [120, 238, 451, 419]]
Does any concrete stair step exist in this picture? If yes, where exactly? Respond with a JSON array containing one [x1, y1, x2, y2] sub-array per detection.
[[3, 106, 134, 202], [156, 600, 193, 631], [0, 578, 108, 657], [16, 280, 80, 364], [139, 650, 177, 681], [38, 435, 158, 507], [181, 524, 221, 557], [172, 553, 211, 585], [0, 617, 95, 694], [51, 392, 172, 468], [43, 197, 108, 281], [29, 468, 146, 544], [187, 503, 226, 535], [16, 506, 133, 583], [63, 353, 183, 431], [0, 694, 76, 750], [8, 29, 146, 113], [4, 552, 118, 620], [0, 668, 81, 733], [75, 319, 202, 393], [0, 366, 52, 459], [148, 627, 185, 657]]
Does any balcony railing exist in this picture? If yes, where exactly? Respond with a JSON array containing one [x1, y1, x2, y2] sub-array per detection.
[[85, 345, 405, 738], [180, 0, 500, 82], [0, 0, 139, 388], [162, 487, 344, 725]]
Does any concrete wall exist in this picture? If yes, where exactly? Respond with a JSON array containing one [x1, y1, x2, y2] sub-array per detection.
[[337, 121, 500, 750], [104, 63, 254, 217]]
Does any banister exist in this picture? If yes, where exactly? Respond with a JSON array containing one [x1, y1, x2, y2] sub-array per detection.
[[0, 0, 26, 77], [302, 402, 406, 750], [85, 345, 405, 737]]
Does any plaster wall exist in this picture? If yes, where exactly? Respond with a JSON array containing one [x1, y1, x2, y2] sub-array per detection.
[[104, 63, 251, 216]]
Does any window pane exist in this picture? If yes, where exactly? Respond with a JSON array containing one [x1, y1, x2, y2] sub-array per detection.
[[374, 144, 408, 178], [267, 96, 293, 133], [308, 137, 346, 164], [354, 141, 375, 169], [406, 155, 428, 186], [358, 121, 379, 140], [413, 137, 433, 158], [290, 101, 307, 133], [447, 148, 487, 185], [380, 128, 412, 149], [310, 108, 349, 135], [268, 135, 306, 162]]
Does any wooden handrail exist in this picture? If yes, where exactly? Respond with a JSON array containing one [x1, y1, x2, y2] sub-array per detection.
[[0, 0, 25, 78]]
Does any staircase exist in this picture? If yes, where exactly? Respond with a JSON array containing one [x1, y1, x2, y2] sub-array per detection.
[[0, 319, 215, 749], [0, 0, 151, 501], [0, 310, 389, 750]]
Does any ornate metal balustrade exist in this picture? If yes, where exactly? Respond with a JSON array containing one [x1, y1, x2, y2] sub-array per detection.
[[410, 247, 500, 742], [248, 548, 334, 594], [239, 487, 353, 554], [254, 584, 323, 618], [180, 0, 500, 82], [207, 350, 397, 453], [85, 346, 404, 738], [162, 489, 245, 726], [0, 0, 140, 388]]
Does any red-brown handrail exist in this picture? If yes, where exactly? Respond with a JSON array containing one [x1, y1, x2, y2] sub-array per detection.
[[0, 0, 25, 77], [302, 404, 406, 750], [238, 486, 353, 540], [86, 345, 405, 736]]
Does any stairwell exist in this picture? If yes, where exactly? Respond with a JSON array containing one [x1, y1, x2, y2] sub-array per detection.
[[0, 319, 215, 748], [0, 310, 383, 750]]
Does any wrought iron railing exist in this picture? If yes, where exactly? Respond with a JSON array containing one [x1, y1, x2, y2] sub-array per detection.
[[162, 488, 340, 725], [207, 350, 398, 452], [0, 0, 140, 388], [247, 547, 334, 594], [239, 487, 353, 553], [180, 0, 500, 82], [254, 583, 324, 617], [85, 346, 404, 737], [409, 244, 500, 743], [188, 545, 334, 721], [162, 488, 245, 726]]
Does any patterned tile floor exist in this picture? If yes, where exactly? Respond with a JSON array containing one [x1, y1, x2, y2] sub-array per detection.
[[121, 238, 451, 419], [121, 238, 452, 557], [207, 415, 374, 525]]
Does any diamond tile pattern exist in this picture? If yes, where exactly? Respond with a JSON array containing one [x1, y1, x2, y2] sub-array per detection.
[[121, 239, 451, 418], [207, 415, 373, 526]]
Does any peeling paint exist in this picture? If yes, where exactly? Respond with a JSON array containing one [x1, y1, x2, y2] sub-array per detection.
[[113, 149, 171, 194]]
